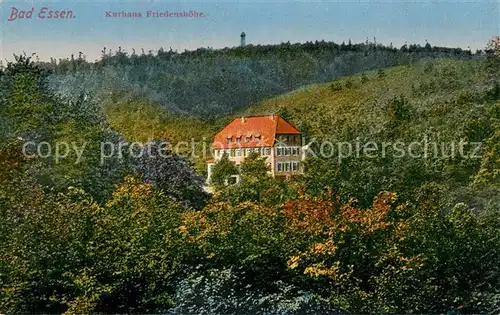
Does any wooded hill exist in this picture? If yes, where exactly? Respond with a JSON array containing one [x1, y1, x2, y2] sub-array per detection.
[[105, 57, 499, 210], [45, 40, 478, 117]]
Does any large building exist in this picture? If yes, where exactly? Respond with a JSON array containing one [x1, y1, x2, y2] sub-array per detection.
[[207, 115, 303, 183]]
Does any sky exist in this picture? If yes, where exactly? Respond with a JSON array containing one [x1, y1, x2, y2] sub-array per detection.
[[1, 0, 499, 62]]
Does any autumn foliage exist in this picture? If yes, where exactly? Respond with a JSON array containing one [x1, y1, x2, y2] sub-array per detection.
[[1, 50, 499, 314], [175, 189, 500, 313]]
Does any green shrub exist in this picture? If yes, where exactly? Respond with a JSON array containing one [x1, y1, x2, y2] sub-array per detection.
[[0, 176, 186, 313], [210, 153, 239, 188], [329, 81, 342, 92], [361, 74, 369, 84], [344, 79, 354, 89]]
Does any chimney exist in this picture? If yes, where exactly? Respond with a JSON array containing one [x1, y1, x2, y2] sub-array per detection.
[[241, 116, 246, 123]]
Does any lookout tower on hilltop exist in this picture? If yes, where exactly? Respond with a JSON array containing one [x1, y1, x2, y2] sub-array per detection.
[[240, 31, 246, 47]]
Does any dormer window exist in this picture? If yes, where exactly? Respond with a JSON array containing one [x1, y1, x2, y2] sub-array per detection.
[[255, 135, 261, 143], [236, 136, 242, 144], [226, 136, 232, 144], [245, 135, 252, 143]]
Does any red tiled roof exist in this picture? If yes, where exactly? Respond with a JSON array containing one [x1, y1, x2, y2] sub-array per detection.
[[277, 116, 301, 134], [213, 115, 300, 149]]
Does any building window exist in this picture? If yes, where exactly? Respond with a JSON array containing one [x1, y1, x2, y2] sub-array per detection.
[[276, 161, 299, 172], [236, 137, 241, 144], [246, 148, 252, 156], [230, 149, 236, 157], [255, 135, 261, 144], [236, 149, 241, 156], [246, 136, 252, 143], [276, 147, 282, 156], [264, 147, 271, 156], [285, 147, 291, 156], [226, 136, 232, 144]]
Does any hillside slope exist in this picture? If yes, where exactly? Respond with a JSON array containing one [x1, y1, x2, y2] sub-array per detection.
[[47, 41, 475, 117], [108, 59, 494, 150], [106, 58, 499, 207], [242, 59, 489, 140], [241, 59, 499, 205]]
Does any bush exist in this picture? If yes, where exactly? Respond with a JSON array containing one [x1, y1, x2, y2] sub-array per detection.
[[210, 153, 239, 188], [360, 74, 369, 84], [132, 140, 208, 209], [180, 200, 288, 269], [0, 176, 186, 313], [329, 81, 342, 92], [169, 267, 339, 315], [344, 79, 354, 89], [283, 191, 500, 313]]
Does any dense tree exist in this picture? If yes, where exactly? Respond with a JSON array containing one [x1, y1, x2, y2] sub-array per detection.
[[0, 54, 53, 143], [42, 40, 475, 117], [0, 176, 186, 313], [210, 153, 239, 188], [485, 36, 500, 76], [0, 55, 127, 202], [240, 151, 270, 178], [284, 191, 500, 313], [1, 41, 499, 315], [132, 140, 208, 209]]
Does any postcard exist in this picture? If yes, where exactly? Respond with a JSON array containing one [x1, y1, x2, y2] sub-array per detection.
[[1, 1, 499, 314]]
